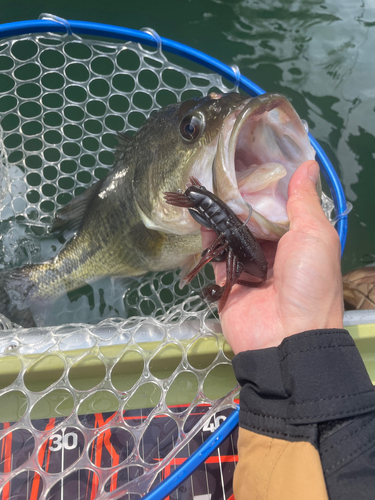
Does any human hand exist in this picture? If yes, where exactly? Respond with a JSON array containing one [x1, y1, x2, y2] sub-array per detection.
[[202, 160, 344, 354]]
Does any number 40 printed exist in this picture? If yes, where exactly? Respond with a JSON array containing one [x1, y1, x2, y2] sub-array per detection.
[[202, 415, 227, 434]]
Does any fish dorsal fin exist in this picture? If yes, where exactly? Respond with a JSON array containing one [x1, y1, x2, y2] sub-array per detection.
[[114, 133, 133, 165], [50, 180, 102, 233], [117, 132, 133, 145]]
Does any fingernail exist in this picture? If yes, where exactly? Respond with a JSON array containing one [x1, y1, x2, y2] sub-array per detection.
[[308, 161, 319, 185]]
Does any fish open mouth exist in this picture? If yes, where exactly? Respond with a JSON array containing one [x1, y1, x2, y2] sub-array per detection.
[[213, 93, 315, 240]]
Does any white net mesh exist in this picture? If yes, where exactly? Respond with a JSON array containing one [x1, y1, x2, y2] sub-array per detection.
[[0, 25, 239, 326], [0, 27, 236, 225], [0, 20, 240, 499], [0, 305, 238, 499]]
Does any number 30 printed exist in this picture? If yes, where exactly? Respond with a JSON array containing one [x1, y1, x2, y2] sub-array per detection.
[[49, 432, 78, 451]]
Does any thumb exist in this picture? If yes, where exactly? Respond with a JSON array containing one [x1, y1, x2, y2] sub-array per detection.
[[287, 160, 328, 234]]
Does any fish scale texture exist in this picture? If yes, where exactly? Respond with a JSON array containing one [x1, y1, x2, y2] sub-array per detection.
[[0, 31, 233, 228], [0, 29, 234, 325], [0, 26, 337, 499], [0, 28, 239, 499]]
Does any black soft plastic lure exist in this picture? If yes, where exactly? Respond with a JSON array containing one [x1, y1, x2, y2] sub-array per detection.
[[164, 177, 268, 312]]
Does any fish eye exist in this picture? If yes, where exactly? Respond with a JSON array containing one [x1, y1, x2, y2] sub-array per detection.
[[180, 114, 205, 142]]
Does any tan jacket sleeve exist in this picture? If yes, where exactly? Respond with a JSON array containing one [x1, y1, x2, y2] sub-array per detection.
[[232, 330, 375, 500], [234, 428, 329, 500]]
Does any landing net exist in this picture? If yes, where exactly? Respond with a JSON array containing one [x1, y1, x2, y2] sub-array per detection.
[[0, 17, 241, 500], [0, 15, 347, 500]]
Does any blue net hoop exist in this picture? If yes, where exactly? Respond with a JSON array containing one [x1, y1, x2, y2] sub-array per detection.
[[0, 17, 349, 500], [0, 18, 349, 253]]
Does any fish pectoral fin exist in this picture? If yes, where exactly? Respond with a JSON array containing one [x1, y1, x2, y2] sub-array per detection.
[[50, 180, 103, 233], [179, 253, 202, 289]]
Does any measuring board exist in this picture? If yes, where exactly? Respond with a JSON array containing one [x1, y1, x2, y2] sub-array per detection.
[[0, 405, 238, 500]]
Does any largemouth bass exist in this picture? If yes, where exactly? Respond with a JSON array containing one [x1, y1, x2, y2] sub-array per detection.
[[0, 92, 315, 327]]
